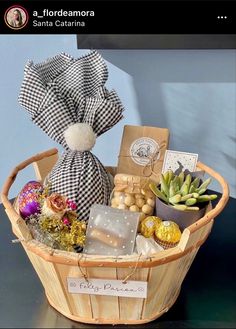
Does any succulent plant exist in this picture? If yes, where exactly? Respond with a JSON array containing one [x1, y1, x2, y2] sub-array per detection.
[[149, 170, 217, 211]]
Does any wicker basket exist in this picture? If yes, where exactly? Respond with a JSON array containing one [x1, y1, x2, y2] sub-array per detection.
[[1, 148, 229, 325]]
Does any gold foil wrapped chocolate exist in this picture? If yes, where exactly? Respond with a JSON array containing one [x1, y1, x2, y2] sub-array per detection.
[[140, 216, 162, 238], [155, 221, 181, 249]]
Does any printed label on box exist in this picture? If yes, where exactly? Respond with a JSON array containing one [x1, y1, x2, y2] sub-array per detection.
[[67, 278, 147, 298], [117, 125, 170, 183], [130, 137, 160, 166]]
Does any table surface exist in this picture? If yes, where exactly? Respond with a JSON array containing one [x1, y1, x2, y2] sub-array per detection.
[[0, 194, 236, 329]]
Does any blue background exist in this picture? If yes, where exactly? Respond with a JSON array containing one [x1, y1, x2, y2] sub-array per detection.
[[0, 35, 235, 199]]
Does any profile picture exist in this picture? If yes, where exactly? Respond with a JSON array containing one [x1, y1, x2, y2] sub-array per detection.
[[4, 5, 28, 30]]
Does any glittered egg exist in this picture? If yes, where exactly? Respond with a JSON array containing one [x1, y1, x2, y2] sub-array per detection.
[[18, 181, 43, 219]]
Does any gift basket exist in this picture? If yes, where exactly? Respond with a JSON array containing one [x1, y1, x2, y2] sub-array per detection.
[[1, 51, 229, 325]]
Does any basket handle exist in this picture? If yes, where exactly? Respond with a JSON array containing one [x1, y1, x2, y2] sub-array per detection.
[[187, 161, 230, 234], [1, 148, 58, 211]]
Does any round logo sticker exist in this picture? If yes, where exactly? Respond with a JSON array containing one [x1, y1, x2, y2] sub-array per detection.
[[130, 138, 160, 166]]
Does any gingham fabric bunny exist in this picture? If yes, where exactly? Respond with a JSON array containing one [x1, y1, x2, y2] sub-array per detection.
[[19, 51, 124, 221]]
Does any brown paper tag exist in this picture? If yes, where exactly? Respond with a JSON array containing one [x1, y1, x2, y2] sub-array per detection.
[[117, 125, 170, 183]]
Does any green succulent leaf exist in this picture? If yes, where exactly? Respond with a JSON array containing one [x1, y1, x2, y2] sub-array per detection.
[[180, 193, 193, 202], [192, 177, 201, 189], [169, 194, 181, 205], [160, 174, 169, 198], [209, 194, 218, 201], [167, 170, 174, 186], [186, 206, 200, 211], [178, 172, 185, 187], [149, 183, 168, 203], [169, 181, 176, 198], [197, 195, 211, 202], [163, 171, 170, 185], [196, 177, 212, 192], [180, 174, 191, 196], [172, 204, 187, 211], [197, 188, 207, 195], [185, 198, 197, 206]]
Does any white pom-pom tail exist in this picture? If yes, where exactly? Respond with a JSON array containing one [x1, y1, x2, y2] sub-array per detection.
[[64, 123, 96, 152]]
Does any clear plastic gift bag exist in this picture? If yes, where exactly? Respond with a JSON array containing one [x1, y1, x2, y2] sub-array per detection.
[[110, 173, 155, 222], [84, 204, 140, 256], [136, 235, 164, 256]]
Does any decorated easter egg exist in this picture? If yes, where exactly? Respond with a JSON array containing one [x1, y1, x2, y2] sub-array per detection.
[[18, 181, 43, 219]]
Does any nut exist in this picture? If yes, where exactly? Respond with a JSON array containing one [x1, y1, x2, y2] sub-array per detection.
[[142, 204, 153, 215], [118, 204, 128, 210], [135, 193, 144, 199], [135, 198, 145, 208], [129, 205, 140, 212], [111, 198, 118, 207], [147, 198, 155, 207], [139, 212, 146, 222], [124, 195, 135, 207], [114, 191, 123, 197]]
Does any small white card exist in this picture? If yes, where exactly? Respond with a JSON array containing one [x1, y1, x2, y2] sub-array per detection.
[[67, 278, 147, 299], [162, 150, 198, 174]]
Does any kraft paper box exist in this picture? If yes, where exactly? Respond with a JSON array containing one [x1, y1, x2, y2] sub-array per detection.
[[117, 125, 170, 183]]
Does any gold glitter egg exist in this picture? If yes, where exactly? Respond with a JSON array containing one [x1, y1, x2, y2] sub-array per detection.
[[140, 216, 162, 238]]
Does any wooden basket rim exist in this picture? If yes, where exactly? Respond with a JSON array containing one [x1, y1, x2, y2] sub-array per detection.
[[1, 148, 230, 268]]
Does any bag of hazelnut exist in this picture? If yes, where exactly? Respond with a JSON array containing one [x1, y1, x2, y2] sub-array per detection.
[[117, 125, 170, 184], [110, 173, 155, 222]]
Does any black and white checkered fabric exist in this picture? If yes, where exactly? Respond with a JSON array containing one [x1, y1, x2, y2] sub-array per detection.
[[19, 51, 124, 221]]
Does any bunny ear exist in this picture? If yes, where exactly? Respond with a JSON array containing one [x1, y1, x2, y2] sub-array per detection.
[[19, 51, 108, 120], [33, 52, 74, 83], [19, 53, 74, 118], [19, 64, 46, 118], [32, 86, 76, 148], [53, 51, 108, 107], [19, 51, 124, 148], [82, 88, 124, 136]]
